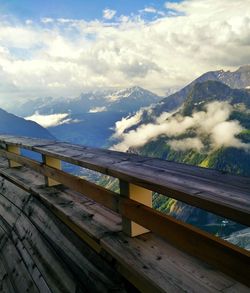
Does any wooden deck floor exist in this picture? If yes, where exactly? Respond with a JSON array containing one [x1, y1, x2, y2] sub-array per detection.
[[0, 157, 249, 293]]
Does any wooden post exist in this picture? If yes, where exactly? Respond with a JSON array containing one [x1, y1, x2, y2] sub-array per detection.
[[120, 180, 152, 237], [42, 155, 61, 187], [7, 145, 22, 168]]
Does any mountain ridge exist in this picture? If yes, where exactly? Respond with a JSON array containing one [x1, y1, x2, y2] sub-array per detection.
[[9, 86, 162, 117], [152, 65, 250, 115], [0, 108, 54, 139]]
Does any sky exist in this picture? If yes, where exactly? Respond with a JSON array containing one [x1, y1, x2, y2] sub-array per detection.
[[0, 0, 171, 21], [0, 0, 250, 108]]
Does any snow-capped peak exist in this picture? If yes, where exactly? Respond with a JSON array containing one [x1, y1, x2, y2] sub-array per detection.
[[105, 86, 155, 102]]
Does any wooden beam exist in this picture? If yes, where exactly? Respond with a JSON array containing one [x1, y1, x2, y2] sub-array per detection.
[[7, 145, 21, 168], [42, 155, 61, 187], [120, 180, 152, 237], [0, 149, 119, 212]]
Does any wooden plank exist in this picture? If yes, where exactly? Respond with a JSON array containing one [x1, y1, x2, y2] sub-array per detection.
[[222, 283, 250, 293], [0, 190, 22, 228], [0, 257, 16, 293], [0, 190, 77, 292], [21, 198, 125, 292], [14, 213, 81, 293], [0, 136, 249, 226], [11, 232, 52, 293], [101, 233, 246, 293], [119, 197, 250, 287], [0, 237, 40, 293], [0, 135, 55, 150], [0, 176, 31, 210]]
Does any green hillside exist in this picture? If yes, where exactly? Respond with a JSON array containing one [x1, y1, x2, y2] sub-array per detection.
[[133, 81, 250, 240]]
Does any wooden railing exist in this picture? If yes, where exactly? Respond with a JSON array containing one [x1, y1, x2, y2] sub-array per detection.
[[0, 135, 249, 286]]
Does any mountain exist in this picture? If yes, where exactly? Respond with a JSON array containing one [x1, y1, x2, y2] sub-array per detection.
[[152, 65, 250, 115], [111, 75, 250, 243], [11, 86, 161, 117], [103, 86, 161, 113], [138, 81, 250, 240], [0, 108, 54, 139], [14, 86, 161, 149], [135, 80, 250, 175], [181, 80, 250, 115]]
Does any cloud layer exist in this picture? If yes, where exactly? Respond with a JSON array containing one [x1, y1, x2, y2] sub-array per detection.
[[112, 101, 250, 152], [25, 112, 73, 128], [0, 0, 250, 107]]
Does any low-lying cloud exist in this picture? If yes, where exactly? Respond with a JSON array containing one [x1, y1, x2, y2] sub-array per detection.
[[89, 106, 107, 113], [25, 112, 73, 128], [112, 101, 250, 152], [113, 109, 144, 138], [169, 137, 204, 152]]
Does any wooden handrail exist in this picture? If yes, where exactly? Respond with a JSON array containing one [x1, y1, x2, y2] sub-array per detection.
[[0, 135, 249, 286]]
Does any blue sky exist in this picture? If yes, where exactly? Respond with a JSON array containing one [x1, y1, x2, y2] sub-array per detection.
[[0, 0, 180, 21]]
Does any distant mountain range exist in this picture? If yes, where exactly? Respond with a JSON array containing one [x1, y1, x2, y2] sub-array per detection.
[[0, 108, 54, 139], [11, 86, 161, 117], [18, 86, 161, 148]]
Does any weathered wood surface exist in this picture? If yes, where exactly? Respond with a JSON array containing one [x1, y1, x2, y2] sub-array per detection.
[[0, 257, 16, 293], [0, 135, 249, 226], [0, 152, 250, 287], [0, 157, 249, 292], [0, 162, 127, 292], [1, 151, 249, 285]]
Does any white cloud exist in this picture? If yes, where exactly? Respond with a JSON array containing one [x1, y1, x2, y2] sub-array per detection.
[[143, 7, 165, 16], [144, 7, 157, 13], [103, 9, 116, 20], [89, 106, 107, 113], [41, 17, 54, 24], [25, 112, 71, 128], [169, 137, 204, 151], [113, 109, 143, 137], [112, 101, 250, 152], [0, 0, 250, 107], [211, 121, 246, 149]]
